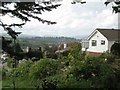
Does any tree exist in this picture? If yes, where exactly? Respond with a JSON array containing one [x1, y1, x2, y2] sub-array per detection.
[[0, 1, 61, 35], [44, 45, 58, 59], [2, 37, 13, 55], [0, 1, 61, 55], [0, 1, 61, 69], [72, 0, 120, 13], [111, 43, 120, 57]]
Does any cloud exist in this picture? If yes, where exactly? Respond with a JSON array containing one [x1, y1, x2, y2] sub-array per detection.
[[1, 0, 118, 38]]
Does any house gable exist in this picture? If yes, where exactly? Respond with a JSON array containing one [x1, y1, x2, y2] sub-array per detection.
[[96, 28, 120, 41], [87, 28, 120, 41], [87, 29, 97, 41], [87, 30, 108, 53]]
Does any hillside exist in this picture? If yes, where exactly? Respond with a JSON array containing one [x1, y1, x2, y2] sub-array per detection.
[[17, 36, 81, 49], [2, 33, 81, 49]]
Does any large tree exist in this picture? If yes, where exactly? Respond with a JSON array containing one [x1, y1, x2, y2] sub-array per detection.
[[72, 0, 120, 13], [0, 1, 61, 38], [0, 0, 61, 57]]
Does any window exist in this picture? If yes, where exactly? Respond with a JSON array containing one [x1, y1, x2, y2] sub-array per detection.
[[101, 40, 105, 45], [82, 42, 89, 48], [92, 40, 97, 46]]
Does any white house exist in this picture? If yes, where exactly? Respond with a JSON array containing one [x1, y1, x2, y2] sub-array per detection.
[[82, 28, 120, 53]]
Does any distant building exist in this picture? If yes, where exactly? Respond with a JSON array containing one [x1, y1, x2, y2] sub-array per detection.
[[64, 44, 67, 49], [56, 42, 81, 53], [82, 28, 120, 54], [26, 46, 30, 52]]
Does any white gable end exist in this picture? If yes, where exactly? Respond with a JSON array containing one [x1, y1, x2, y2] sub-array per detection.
[[87, 30, 108, 53]]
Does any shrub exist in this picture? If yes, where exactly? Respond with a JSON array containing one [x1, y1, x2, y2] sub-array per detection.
[[7, 59, 33, 78], [42, 77, 58, 88], [61, 50, 69, 57], [2, 67, 8, 79], [46, 53, 58, 59], [57, 75, 91, 88], [106, 53, 115, 63], [111, 43, 120, 57], [6, 57, 14, 68], [29, 58, 58, 79], [27, 50, 43, 59], [67, 56, 119, 88]]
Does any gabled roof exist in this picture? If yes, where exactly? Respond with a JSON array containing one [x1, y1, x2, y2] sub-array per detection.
[[87, 28, 120, 41], [97, 28, 120, 41]]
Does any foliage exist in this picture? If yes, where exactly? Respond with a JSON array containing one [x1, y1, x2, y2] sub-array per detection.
[[2, 43, 120, 88], [61, 50, 70, 57], [14, 43, 23, 53], [72, 0, 120, 13], [42, 77, 58, 88], [27, 49, 43, 59], [17, 36, 79, 49], [1, 1, 61, 58], [67, 56, 120, 88], [0, 2, 61, 40], [29, 58, 58, 79], [2, 37, 14, 57], [111, 43, 120, 57], [6, 57, 14, 68], [46, 53, 58, 59], [58, 76, 91, 88], [7, 59, 33, 78], [105, 0, 120, 13], [2, 67, 8, 79], [44, 45, 58, 53], [68, 43, 86, 60], [44, 45, 58, 59]]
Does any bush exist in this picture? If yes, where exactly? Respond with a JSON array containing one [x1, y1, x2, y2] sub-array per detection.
[[29, 58, 58, 79], [7, 59, 33, 78], [67, 56, 119, 88], [46, 53, 58, 59], [111, 43, 120, 57], [2, 67, 8, 79], [42, 77, 58, 88], [61, 50, 69, 57], [27, 50, 43, 59], [56, 74, 91, 88], [106, 53, 115, 63], [6, 57, 14, 68]]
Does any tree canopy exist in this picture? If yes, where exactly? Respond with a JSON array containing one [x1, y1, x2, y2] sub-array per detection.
[[0, 1, 61, 39], [72, 0, 120, 13]]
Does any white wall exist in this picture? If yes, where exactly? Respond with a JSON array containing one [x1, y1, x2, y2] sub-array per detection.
[[87, 31, 108, 53]]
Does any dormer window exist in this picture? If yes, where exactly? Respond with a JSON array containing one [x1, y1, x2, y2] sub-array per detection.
[[101, 40, 105, 45], [92, 40, 97, 46]]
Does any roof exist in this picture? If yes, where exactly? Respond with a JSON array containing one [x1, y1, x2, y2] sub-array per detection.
[[87, 28, 120, 41], [97, 28, 120, 41]]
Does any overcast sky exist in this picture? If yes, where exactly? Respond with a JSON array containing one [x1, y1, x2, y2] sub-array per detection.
[[0, 0, 118, 39]]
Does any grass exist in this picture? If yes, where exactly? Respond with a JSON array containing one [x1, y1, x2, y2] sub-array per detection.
[[2, 71, 66, 89], [2, 77, 36, 88]]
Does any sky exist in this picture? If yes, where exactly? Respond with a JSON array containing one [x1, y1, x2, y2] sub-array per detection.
[[0, 0, 118, 39]]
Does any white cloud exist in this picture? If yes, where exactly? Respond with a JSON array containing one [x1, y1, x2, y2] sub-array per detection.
[[1, 0, 118, 38]]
